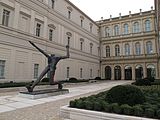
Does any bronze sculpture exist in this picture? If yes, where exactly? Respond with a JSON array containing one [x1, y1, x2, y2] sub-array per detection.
[[26, 41, 70, 92]]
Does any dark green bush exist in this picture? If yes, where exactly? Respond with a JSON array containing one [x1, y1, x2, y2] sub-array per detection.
[[133, 105, 144, 117], [103, 102, 112, 112], [106, 85, 145, 106], [121, 104, 133, 115], [93, 101, 102, 111], [69, 77, 78, 82], [156, 109, 160, 118], [144, 108, 155, 118], [95, 77, 101, 80], [111, 103, 121, 114], [84, 100, 93, 110], [41, 77, 49, 82], [135, 78, 151, 86], [0, 82, 27, 88], [69, 100, 76, 107], [75, 99, 85, 109]]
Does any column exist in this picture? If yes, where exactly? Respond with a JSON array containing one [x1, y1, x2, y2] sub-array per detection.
[[121, 65, 124, 80], [13, 2, 20, 29], [43, 16, 48, 39], [30, 10, 35, 34], [143, 63, 147, 78], [111, 65, 114, 80], [132, 65, 135, 80]]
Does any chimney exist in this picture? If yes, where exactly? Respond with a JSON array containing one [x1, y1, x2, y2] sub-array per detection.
[[140, 9, 142, 15], [129, 11, 132, 17], [151, 6, 154, 13], [119, 13, 121, 19], [101, 17, 103, 20], [110, 15, 112, 21]]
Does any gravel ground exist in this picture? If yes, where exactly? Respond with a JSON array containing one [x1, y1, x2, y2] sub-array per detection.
[[0, 80, 132, 120]]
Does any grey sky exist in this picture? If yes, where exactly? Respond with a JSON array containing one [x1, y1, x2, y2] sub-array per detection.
[[69, 0, 154, 21]]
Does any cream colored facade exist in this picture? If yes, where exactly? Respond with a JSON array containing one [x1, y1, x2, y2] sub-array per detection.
[[98, 9, 160, 80], [0, 0, 100, 82]]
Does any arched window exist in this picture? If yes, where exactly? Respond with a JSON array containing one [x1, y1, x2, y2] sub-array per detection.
[[147, 64, 156, 78], [135, 42, 141, 55], [146, 41, 153, 54], [123, 23, 129, 35], [115, 45, 120, 56], [145, 20, 151, 32], [106, 46, 110, 57], [114, 25, 119, 36], [133, 22, 140, 33], [105, 27, 110, 37], [125, 43, 130, 56]]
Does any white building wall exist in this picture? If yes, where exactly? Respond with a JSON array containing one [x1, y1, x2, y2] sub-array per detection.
[[0, 0, 100, 82]]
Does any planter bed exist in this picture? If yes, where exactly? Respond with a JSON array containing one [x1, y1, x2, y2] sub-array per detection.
[[60, 105, 156, 120]]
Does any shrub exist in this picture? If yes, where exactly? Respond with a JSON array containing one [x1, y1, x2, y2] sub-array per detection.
[[84, 100, 94, 110], [95, 77, 101, 80], [135, 78, 151, 86], [121, 104, 133, 115], [111, 103, 121, 114], [103, 102, 112, 112], [156, 109, 160, 118], [41, 77, 49, 82], [69, 77, 78, 82], [133, 105, 144, 117], [93, 101, 102, 111], [75, 99, 85, 109], [144, 108, 155, 118], [106, 85, 145, 106], [69, 100, 76, 107]]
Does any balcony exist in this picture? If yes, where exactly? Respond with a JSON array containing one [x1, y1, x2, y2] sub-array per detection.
[[101, 53, 159, 61]]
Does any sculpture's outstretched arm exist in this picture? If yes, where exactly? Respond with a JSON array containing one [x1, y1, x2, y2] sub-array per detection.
[[60, 45, 70, 59], [29, 41, 49, 58]]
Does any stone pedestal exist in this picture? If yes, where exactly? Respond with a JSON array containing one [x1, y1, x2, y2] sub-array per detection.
[[19, 89, 69, 99]]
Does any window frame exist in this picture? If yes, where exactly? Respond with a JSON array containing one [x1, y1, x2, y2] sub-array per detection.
[[0, 60, 5, 79]]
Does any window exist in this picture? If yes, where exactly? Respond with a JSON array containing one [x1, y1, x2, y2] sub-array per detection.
[[49, 29, 53, 41], [80, 68, 83, 78], [105, 27, 110, 37], [145, 20, 151, 32], [125, 43, 130, 56], [90, 23, 93, 32], [67, 67, 70, 78], [34, 64, 39, 79], [135, 42, 141, 55], [115, 45, 120, 56], [123, 24, 129, 35], [114, 25, 119, 36], [80, 38, 84, 51], [51, 0, 55, 9], [81, 19, 83, 27], [68, 11, 71, 19], [0, 60, 5, 78], [20, 16, 29, 32], [146, 41, 153, 54], [2, 9, 10, 26], [106, 46, 110, 57], [67, 36, 70, 46], [90, 43, 93, 54], [133, 22, 140, 33], [36, 23, 41, 37], [90, 69, 92, 78]]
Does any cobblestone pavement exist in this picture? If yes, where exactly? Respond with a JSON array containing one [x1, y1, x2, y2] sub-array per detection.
[[0, 80, 132, 120]]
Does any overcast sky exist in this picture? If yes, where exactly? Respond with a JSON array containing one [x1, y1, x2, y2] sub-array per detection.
[[69, 0, 154, 21]]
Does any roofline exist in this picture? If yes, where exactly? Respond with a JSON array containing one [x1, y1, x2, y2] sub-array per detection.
[[65, 0, 99, 27]]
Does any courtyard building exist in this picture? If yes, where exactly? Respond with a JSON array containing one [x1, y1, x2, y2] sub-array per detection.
[[0, 0, 159, 83], [98, 8, 160, 80], [0, 0, 100, 82]]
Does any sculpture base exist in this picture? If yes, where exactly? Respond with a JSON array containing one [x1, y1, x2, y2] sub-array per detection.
[[19, 89, 69, 99]]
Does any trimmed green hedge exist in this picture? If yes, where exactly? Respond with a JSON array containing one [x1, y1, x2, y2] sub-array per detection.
[[69, 84, 160, 119]]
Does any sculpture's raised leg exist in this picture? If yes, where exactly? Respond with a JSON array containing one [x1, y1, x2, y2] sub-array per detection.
[[26, 66, 49, 92]]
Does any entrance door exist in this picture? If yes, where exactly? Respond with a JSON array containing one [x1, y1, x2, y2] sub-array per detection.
[[135, 65, 143, 79], [114, 66, 121, 80], [125, 66, 132, 80], [105, 66, 111, 80]]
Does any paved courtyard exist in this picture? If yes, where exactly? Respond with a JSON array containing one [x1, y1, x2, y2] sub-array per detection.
[[0, 80, 132, 120]]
